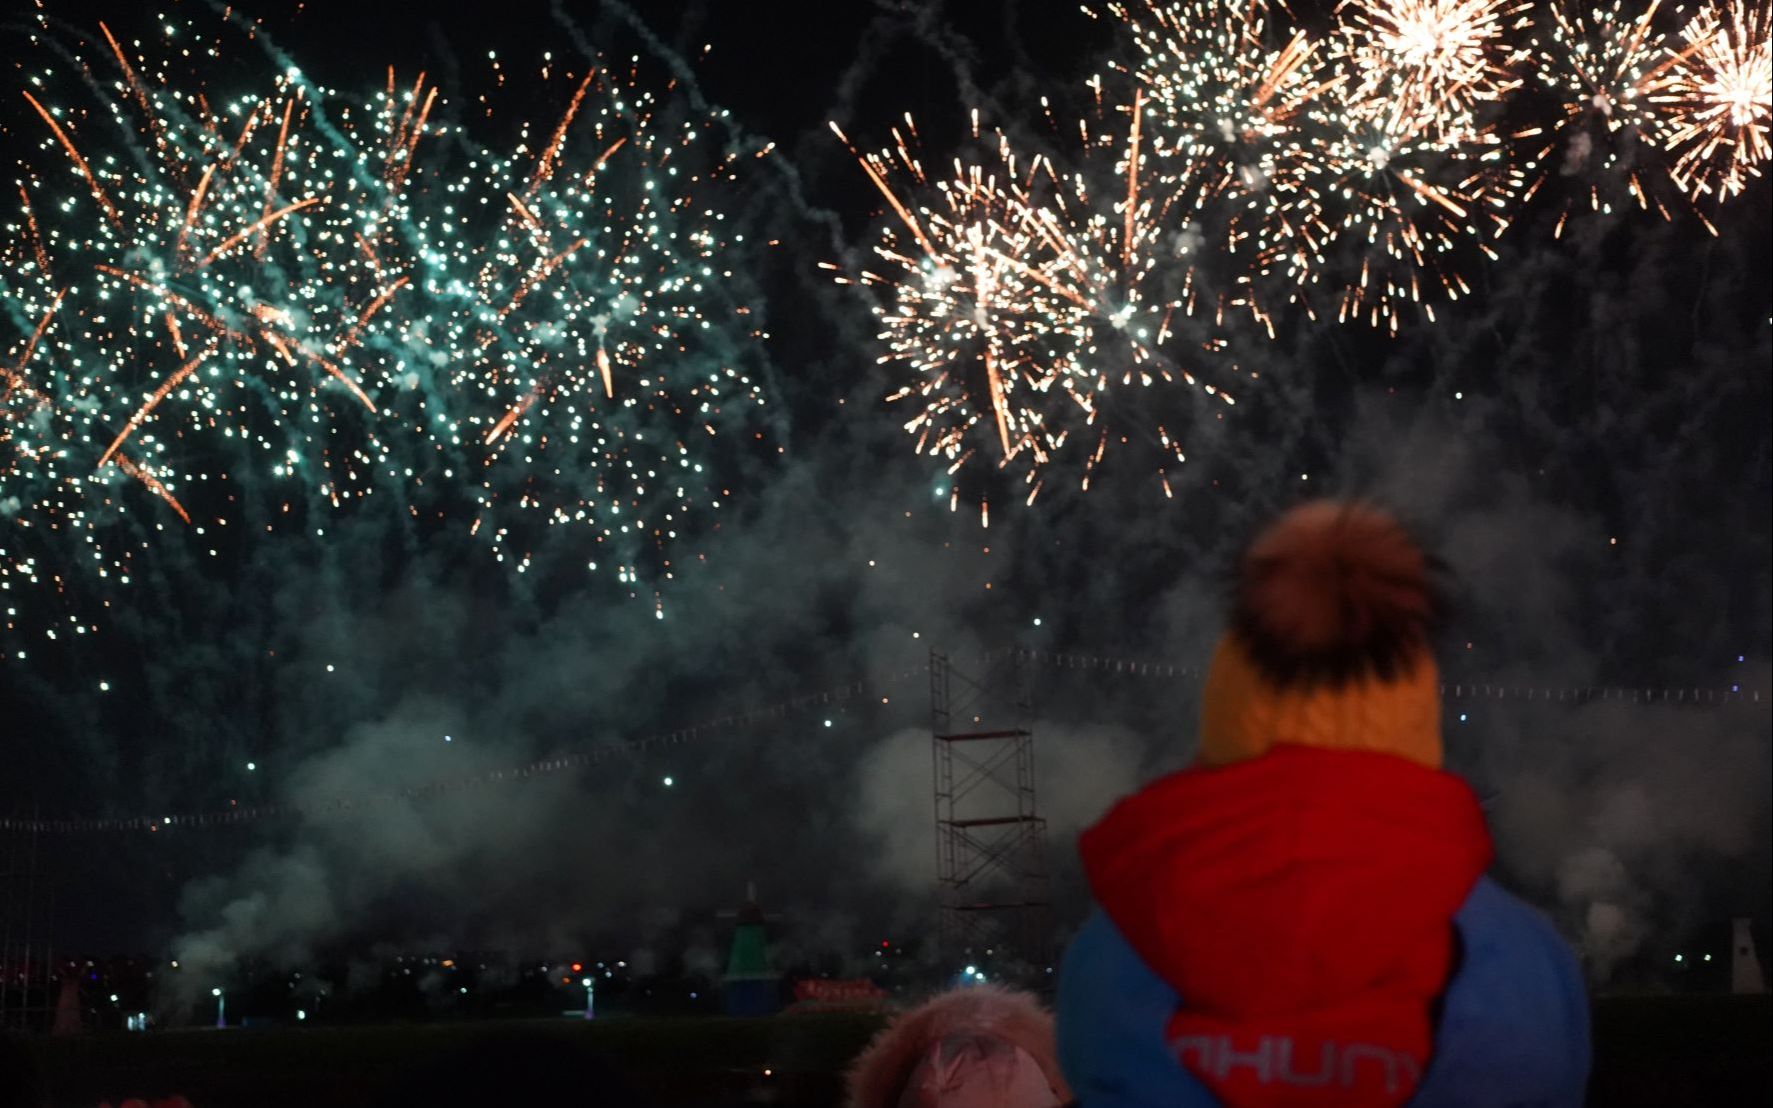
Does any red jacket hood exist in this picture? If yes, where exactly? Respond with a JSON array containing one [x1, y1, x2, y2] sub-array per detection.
[[1079, 745, 1493, 1020]]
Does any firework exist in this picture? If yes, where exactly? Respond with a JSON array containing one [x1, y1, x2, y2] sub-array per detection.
[[1336, 0, 1534, 135], [10, 28, 418, 528], [831, 111, 1232, 503], [2, 13, 766, 638], [1288, 65, 1526, 331], [1094, 0, 1532, 330], [1523, 0, 1700, 235], [386, 58, 768, 584], [831, 117, 1092, 501], [1093, 0, 1335, 325], [1658, 0, 1773, 200]]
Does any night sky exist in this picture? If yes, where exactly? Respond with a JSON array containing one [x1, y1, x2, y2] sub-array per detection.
[[1, 0, 1768, 995]]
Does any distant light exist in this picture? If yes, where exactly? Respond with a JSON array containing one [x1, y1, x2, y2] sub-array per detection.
[[1459, 713, 1468, 722], [296, 1009, 306, 1021], [1675, 953, 1684, 963], [246, 762, 256, 771], [763, 1068, 773, 1077], [1454, 391, 1463, 400], [99, 681, 110, 692], [444, 735, 453, 743], [170, 961, 178, 969], [581, 977, 592, 987], [1704, 954, 1713, 962], [325, 664, 335, 672], [964, 964, 977, 976], [662, 776, 674, 787], [1032, 618, 1042, 627], [212, 987, 222, 996], [109, 993, 118, 1002], [823, 719, 833, 728], [689, 991, 698, 999]]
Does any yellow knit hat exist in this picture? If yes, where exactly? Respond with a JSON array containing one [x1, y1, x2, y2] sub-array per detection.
[[1197, 501, 1443, 770]]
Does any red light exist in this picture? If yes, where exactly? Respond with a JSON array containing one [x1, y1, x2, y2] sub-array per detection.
[[571, 963, 582, 973], [881, 940, 890, 948]]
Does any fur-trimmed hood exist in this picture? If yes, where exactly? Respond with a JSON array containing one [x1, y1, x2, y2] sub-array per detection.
[[846, 985, 1070, 1108]]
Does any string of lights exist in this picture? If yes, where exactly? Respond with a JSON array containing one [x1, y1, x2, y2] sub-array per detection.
[[3, 648, 1761, 836], [1003, 646, 1765, 704]]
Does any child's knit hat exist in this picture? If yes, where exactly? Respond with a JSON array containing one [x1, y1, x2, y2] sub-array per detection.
[[1198, 500, 1445, 769]]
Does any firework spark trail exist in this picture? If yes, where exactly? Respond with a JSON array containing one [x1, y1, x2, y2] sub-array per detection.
[[95, 347, 216, 469], [528, 70, 597, 194], [19, 90, 123, 227], [17, 186, 53, 278], [6, 293, 65, 392], [111, 452, 191, 525], [341, 276, 411, 352], [1659, 0, 1773, 199], [195, 196, 322, 268], [1124, 87, 1144, 268]]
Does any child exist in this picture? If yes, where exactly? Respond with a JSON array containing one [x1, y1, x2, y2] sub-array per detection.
[[849, 984, 1070, 1108], [1056, 501, 1588, 1107]]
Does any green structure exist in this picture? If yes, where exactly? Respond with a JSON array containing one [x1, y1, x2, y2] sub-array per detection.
[[722, 882, 780, 1016]]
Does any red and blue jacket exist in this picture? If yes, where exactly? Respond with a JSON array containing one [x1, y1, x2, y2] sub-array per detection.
[[1056, 745, 1589, 1107]]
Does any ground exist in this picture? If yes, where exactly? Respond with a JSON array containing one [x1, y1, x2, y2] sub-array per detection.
[[7, 996, 1769, 1107]]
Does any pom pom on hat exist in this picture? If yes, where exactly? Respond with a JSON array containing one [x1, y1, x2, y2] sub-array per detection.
[[1230, 500, 1441, 687], [1199, 501, 1445, 769]]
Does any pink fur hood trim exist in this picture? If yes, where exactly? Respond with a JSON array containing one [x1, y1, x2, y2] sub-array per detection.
[[846, 985, 1070, 1108]]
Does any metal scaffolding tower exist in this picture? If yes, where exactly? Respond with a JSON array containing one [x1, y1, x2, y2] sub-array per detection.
[[929, 649, 1050, 978]]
